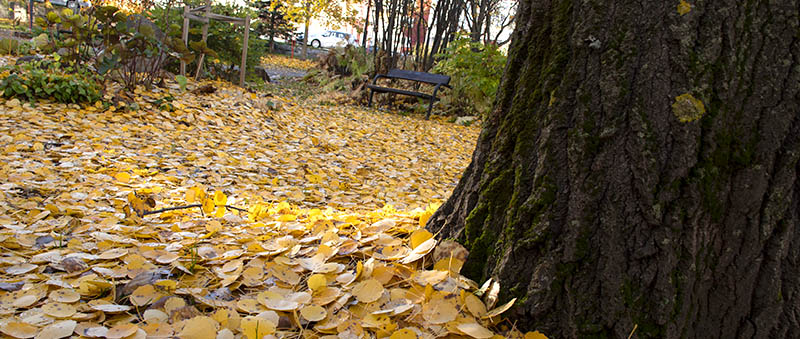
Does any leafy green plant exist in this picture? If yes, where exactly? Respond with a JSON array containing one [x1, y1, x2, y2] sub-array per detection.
[[0, 57, 103, 104], [35, 7, 101, 64], [95, 5, 195, 90], [0, 38, 20, 55], [175, 75, 188, 91], [432, 34, 506, 117], [34, 3, 196, 91]]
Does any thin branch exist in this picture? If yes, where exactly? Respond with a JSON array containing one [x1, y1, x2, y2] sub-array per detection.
[[224, 205, 248, 212], [142, 204, 201, 215], [140, 204, 248, 216]]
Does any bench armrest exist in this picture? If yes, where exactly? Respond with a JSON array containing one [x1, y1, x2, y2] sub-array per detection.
[[431, 83, 447, 98], [371, 73, 389, 85]]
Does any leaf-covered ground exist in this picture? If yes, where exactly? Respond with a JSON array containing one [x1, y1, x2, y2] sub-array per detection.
[[0, 77, 545, 338]]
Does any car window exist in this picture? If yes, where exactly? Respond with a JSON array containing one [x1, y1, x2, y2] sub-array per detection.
[[322, 32, 330, 37]]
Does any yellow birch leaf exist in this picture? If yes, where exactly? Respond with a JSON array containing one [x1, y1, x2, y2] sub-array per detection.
[[214, 190, 227, 206], [177, 316, 218, 339], [524, 331, 549, 339], [457, 323, 494, 338], [216, 329, 234, 339], [41, 302, 77, 318], [48, 289, 80, 303], [98, 248, 128, 260], [90, 303, 132, 313], [214, 206, 225, 218], [35, 320, 76, 339], [115, 172, 131, 183], [156, 251, 180, 264], [410, 229, 433, 249], [237, 299, 262, 314], [390, 328, 419, 339], [300, 304, 327, 322], [464, 293, 488, 318], [308, 273, 327, 291], [1, 321, 38, 338], [401, 237, 437, 264], [141, 323, 173, 338], [257, 291, 299, 311], [433, 257, 464, 276], [677, 0, 691, 15], [483, 298, 517, 319], [421, 294, 457, 324], [202, 196, 215, 214], [351, 279, 384, 303], [241, 316, 276, 339], [311, 286, 341, 305], [277, 214, 297, 222], [270, 264, 301, 285], [185, 188, 197, 203], [13, 294, 40, 308], [130, 284, 161, 306], [484, 281, 500, 309], [418, 210, 432, 228], [143, 309, 169, 323], [206, 220, 223, 233]]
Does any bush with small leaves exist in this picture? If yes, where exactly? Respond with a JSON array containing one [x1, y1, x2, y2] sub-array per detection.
[[0, 57, 103, 104]]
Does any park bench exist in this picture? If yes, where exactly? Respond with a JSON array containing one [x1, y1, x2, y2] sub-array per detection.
[[367, 69, 451, 119]]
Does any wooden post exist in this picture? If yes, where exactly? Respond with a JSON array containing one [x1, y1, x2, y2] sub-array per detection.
[[239, 15, 250, 87], [193, 0, 211, 80], [28, 0, 33, 31], [180, 5, 189, 76]]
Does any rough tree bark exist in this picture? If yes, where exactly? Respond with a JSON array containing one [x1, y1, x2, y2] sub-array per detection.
[[426, 0, 799, 337]]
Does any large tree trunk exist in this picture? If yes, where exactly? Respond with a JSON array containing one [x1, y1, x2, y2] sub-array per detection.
[[427, 0, 800, 337]]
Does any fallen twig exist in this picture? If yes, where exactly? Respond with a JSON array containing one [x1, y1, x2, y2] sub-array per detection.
[[140, 204, 247, 216]]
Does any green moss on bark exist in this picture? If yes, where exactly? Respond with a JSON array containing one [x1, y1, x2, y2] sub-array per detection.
[[461, 169, 514, 281]]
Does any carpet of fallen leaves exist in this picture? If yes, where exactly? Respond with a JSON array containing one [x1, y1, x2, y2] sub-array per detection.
[[260, 55, 316, 71], [0, 75, 547, 338]]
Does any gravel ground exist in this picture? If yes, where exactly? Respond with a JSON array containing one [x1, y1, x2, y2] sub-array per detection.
[[264, 67, 307, 82]]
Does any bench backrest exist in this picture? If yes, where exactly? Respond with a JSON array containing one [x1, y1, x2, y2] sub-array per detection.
[[386, 69, 450, 85]]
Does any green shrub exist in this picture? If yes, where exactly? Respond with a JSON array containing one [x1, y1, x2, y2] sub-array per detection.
[[0, 38, 20, 55], [0, 38, 32, 55], [0, 58, 103, 104], [432, 35, 506, 117], [35, 5, 196, 90]]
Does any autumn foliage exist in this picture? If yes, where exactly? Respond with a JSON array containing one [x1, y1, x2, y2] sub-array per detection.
[[0, 71, 548, 338]]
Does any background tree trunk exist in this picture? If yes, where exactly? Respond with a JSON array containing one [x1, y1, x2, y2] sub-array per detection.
[[427, 0, 800, 337]]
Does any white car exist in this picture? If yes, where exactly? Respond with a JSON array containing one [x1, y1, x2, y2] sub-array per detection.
[[47, 0, 91, 9], [308, 30, 355, 49]]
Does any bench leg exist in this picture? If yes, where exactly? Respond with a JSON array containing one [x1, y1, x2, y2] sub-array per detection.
[[425, 97, 435, 120], [368, 90, 375, 107]]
